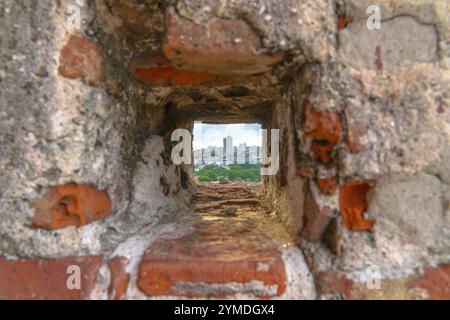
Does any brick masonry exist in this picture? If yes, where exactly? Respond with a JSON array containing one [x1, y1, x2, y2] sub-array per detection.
[[137, 222, 287, 298], [0, 256, 102, 299], [0, 0, 448, 301], [316, 264, 450, 300], [131, 52, 243, 86]]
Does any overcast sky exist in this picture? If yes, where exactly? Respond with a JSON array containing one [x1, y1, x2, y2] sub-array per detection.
[[192, 123, 262, 150]]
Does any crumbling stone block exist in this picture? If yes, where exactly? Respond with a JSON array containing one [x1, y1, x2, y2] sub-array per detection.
[[368, 173, 445, 249], [339, 17, 438, 73]]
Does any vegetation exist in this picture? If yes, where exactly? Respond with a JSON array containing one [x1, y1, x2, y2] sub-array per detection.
[[195, 164, 260, 182]]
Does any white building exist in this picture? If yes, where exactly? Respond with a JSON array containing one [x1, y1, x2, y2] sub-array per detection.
[[223, 136, 233, 166]]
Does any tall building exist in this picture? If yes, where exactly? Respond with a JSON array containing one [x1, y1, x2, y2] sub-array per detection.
[[223, 136, 233, 166], [237, 143, 246, 164], [193, 149, 204, 166], [256, 146, 261, 163], [248, 146, 260, 164], [245, 146, 250, 164]]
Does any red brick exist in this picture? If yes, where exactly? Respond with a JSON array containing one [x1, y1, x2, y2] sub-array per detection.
[[311, 143, 335, 164], [316, 264, 450, 300], [108, 256, 130, 300], [408, 264, 450, 300], [316, 177, 338, 195], [339, 181, 375, 231], [337, 16, 352, 31], [162, 7, 282, 75], [0, 256, 102, 300], [297, 164, 314, 178], [304, 103, 342, 144], [31, 183, 111, 230], [137, 221, 286, 298], [315, 270, 354, 299], [58, 35, 106, 86], [131, 52, 243, 86], [304, 103, 342, 164]]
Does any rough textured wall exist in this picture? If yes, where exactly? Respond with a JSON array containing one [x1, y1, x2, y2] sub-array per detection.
[[0, 0, 449, 300], [0, 0, 128, 258], [292, 0, 450, 299]]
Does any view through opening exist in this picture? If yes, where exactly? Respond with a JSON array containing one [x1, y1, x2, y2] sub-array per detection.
[[193, 122, 262, 183]]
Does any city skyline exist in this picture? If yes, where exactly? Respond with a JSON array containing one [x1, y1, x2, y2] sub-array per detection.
[[194, 135, 261, 167], [192, 123, 262, 150]]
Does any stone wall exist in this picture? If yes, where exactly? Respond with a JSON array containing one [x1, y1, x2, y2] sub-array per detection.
[[0, 0, 448, 299]]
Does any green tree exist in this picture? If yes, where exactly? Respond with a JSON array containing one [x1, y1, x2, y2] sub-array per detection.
[[195, 164, 260, 182]]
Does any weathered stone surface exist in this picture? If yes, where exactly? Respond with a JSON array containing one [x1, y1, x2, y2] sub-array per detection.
[[344, 104, 369, 154], [0, 0, 449, 301], [163, 7, 282, 75], [0, 1, 127, 258], [368, 173, 445, 249], [0, 256, 102, 300], [426, 144, 450, 184], [31, 183, 111, 230], [339, 17, 438, 73], [173, 0, 337, 61], [339, 66, 448, 178]]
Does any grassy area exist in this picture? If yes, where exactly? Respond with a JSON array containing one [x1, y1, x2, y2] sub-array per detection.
[[195, 164, 260, 182]]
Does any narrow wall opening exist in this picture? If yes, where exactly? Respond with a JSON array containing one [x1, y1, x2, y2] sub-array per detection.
[[192, 122, 262, 184]]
